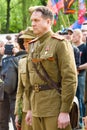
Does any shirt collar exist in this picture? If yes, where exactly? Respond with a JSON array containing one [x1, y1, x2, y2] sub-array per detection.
[[38, 31, 53, 43]]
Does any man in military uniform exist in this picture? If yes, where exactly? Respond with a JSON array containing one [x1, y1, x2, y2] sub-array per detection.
[[25, 6, 77, 130]]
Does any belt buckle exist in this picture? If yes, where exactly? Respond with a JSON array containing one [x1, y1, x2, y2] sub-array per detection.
[[34, 84, 39, 92]]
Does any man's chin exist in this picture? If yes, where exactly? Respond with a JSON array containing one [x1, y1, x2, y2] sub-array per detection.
[[33, 31, 40, 36]]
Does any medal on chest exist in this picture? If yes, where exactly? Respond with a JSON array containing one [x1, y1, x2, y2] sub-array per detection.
[[45, 45, 50, 55]]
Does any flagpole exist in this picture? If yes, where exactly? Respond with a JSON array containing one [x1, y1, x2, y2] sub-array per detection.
[[59, 11, 67, 27], [66, 15, 70, 26]]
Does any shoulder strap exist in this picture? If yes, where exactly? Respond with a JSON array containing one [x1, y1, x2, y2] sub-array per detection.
[[32, 61, 47, 82], [52, 34, 64, 41], [40, 62, 61, 94], [32, 58, 61, 94]]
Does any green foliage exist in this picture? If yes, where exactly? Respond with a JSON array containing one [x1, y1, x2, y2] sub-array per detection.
[[18, 99, 22, 125], [0, 0, 85, 33], [53, 1, 79, 32]]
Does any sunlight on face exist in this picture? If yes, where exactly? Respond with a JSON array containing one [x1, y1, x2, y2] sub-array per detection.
[[30, 11, 49, 36], [72, 32, 80, 44]]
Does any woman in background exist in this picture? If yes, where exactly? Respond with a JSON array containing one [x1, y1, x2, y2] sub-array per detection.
[[15, 27, 35, 130]]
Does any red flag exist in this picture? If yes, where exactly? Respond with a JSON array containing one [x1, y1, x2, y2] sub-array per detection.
[[78, 0, 86, 24], [47, 0, 64, 25], [47, 0, 64, 14], [64, 0, 76, 14]]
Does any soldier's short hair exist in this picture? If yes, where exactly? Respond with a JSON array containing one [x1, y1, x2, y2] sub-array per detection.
[[34, 6, 54, 22]]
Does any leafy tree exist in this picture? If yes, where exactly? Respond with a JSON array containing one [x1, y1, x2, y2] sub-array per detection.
[[0, 0, 86, 33]]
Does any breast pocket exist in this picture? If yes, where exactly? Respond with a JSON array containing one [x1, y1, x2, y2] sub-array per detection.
[[40, 53, 54, 60], [40, 52, 59, 81], [40, 53, 57, 70]]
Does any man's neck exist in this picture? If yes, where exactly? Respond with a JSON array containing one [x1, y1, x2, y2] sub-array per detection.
[[75, 40, 83, 47], [37, 28, 52, 37]]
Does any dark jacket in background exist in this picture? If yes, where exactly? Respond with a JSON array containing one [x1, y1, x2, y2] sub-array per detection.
[[0, 54, 10, 130], [72, 45, 81, 68], [0, 50, 27, 130]]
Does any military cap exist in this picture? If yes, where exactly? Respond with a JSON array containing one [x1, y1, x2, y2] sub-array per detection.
[[67, 28, 73, 33], [59, 28, 68, 35], [19, 27, 35, 39]]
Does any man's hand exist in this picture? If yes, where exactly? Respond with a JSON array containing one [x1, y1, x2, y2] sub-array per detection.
[[25, 110, 32, 126], [58, 112, 70, 129], [15, 115, 21, 130]]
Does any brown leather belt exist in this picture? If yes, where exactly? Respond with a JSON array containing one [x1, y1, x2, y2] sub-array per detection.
[[33, 83, 61, 93]]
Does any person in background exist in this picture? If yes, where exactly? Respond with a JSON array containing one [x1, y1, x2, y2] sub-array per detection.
[[6, 35, 12, 44], [15, 27, 35, 130], [0, 33, 27, 130], [25, 6, 77, 130], [58, 28, 81, 69], [72, 29, 87, 127], [81, 21, 87, 117], [81, 20, 87, 43], [0, 41, 10, 130]]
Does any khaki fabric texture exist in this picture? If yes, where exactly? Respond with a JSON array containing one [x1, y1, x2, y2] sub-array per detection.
[[27, 31, 77, 117], [21, 112, 33, 130], [32, 116, 71, 130], [15, 56, 29, 114], [19, 26, 35, 39]]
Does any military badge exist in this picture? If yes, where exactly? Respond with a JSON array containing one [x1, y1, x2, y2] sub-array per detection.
[[45, 45, 50, 54]]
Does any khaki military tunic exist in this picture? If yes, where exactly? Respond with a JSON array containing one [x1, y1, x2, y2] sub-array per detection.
[[15, 56, 32, 130], [27, 31, 77, 117], [15, 56, 29, 114]]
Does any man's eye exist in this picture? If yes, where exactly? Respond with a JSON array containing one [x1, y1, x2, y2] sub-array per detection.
[[35, 19, 39, 22]]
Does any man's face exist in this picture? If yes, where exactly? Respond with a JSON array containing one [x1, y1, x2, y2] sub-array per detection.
[[30, 11, 50, 36], [72, 32, 80, 44], [82, 31, 87, 43], [23, 39, 31, 52]]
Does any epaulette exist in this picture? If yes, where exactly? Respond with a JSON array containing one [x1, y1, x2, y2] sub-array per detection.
[[51, 33, 64, 41], [29, 38, 38, 44]]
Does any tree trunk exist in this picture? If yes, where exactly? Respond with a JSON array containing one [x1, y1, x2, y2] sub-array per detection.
[[6, 0, 11, 33], [22, 0, 27, 29]]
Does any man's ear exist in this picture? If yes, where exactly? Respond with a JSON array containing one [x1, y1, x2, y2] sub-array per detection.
[[47, 18, 52, 25]]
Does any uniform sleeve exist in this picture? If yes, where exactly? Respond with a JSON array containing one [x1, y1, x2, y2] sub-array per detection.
[[15, 61, 24, 115], [24, 57, 32, 110], [56, 39, 77, 112]]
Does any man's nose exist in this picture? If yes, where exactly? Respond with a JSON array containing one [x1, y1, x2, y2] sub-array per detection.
[[32, 21, 36, 26]]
